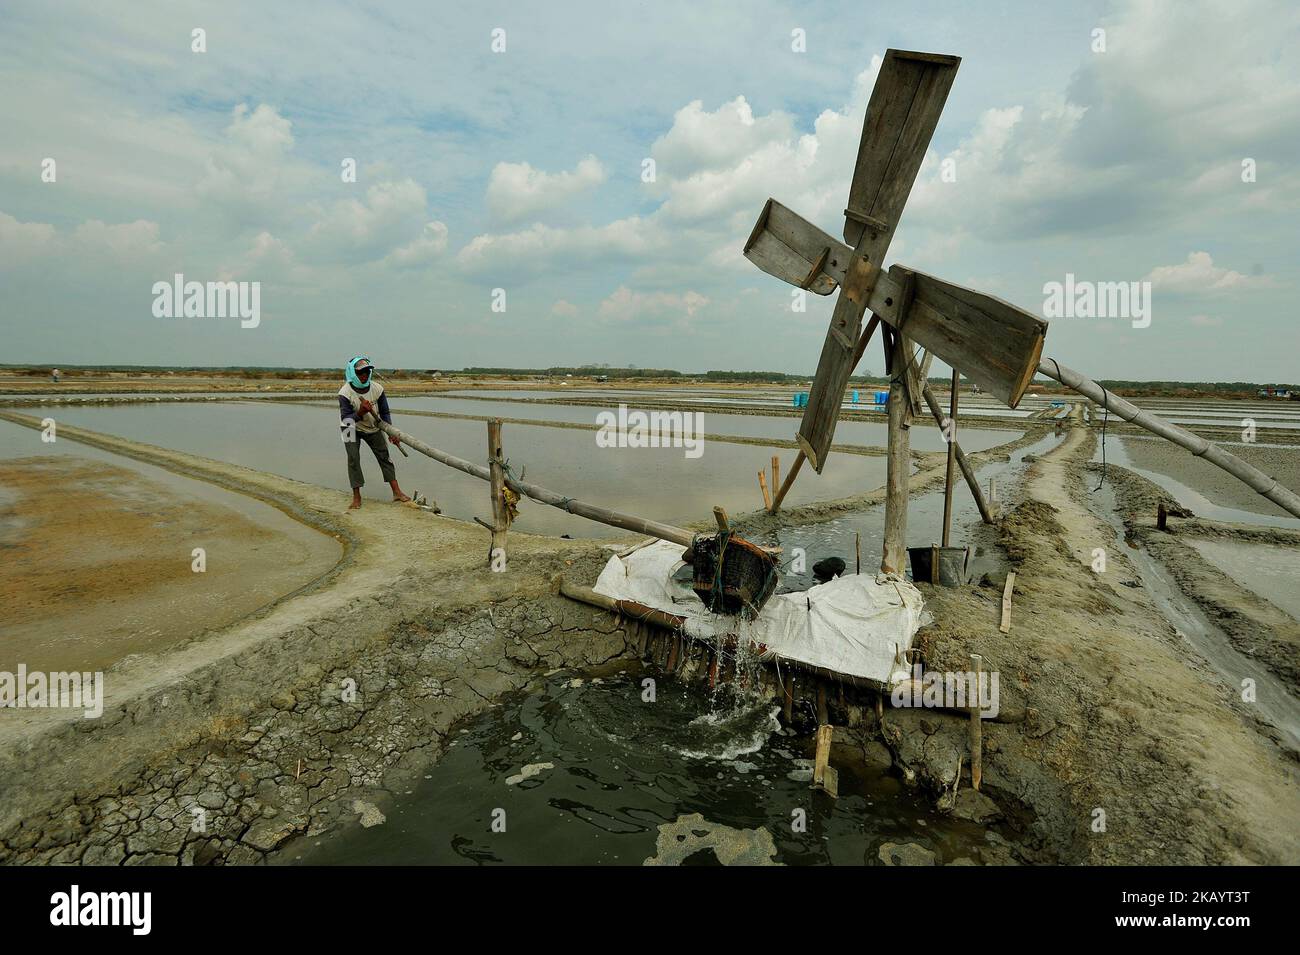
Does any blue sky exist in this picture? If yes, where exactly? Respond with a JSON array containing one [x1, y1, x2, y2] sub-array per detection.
[[1, 0, 1297, 380]]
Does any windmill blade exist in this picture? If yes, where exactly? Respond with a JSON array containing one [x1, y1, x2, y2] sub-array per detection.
[[843, 50, 960, 257], [873, 266, 1047, 408]]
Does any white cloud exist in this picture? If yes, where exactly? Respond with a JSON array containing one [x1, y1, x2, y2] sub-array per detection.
[[1145, 252, 1274, 293], [303, 179, 438, 263], [486, 155, 607, 223], [386, 221, 449, 270], [598, 286, 708, 325], [551, 299, 579, 317]]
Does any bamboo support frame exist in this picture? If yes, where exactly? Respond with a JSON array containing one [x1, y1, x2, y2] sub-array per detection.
[[1038, 358, 1300, 519], [942, 370, 959, 546], [379, 421, 698, 546], [921, 383, 993, 524]]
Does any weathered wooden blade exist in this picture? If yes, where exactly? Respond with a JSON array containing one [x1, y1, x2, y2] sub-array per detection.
[[843, 50, 960, 256], [743, 199, 1048, 409], [885, 267, 1046, 408], [744, 199, 842, 296]]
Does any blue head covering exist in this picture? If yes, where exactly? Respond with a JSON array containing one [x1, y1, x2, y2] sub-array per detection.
[[345, 355, 373, 390]]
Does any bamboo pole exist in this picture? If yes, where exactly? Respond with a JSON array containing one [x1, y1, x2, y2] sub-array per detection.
[[1038, 358, 1300, 519], [757, 469, 772, 510], [771, 455, 780, 498], [969, 653, 983, 791], [942, 371, 959, 546], [558, 580, 688, 631], [379, 421, 697, 546], [921, 383, 992, 524], [487, 419, 509, 567]]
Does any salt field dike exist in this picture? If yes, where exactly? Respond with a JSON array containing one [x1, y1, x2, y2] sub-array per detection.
[[0, 0, 1293, 939]]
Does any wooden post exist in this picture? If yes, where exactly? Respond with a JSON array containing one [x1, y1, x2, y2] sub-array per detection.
[[920, 383, 992, 524], [969, 653, 983, 791], [942, 370, 959, 546], [781, 671, 794, 724], [882, 337, 911, 574], [816, 682, 829, 726], [813, 724, 833, 788], [771, 455, 780, 498], [757, 470, 772, 510], [855, 532, 861, 575], [1157, 502, 1168, 531], [769, 451, 805, 514], [487, 419, 509, 568]]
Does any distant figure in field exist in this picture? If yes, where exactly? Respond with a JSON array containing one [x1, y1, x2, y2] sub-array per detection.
[[338, 356, 410, 509], [51, 368, 60, 383]]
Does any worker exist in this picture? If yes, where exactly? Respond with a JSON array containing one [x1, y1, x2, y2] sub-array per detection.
[[338, 355, 410, 509]]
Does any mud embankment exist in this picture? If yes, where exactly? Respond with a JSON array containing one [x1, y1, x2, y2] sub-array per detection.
[[0, 412, 636, 865]]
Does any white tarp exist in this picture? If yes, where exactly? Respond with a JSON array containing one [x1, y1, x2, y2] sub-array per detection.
[[593, 540, 929, 683]]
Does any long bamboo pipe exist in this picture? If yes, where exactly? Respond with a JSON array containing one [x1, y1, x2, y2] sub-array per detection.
[[378, 421, 697, 546], [1038, 358, 1300, 519]]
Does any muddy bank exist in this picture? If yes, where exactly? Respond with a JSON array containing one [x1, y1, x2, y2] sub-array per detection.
[[0, 413, 634, 864], [1097, 462, 1300, 696], [1118, 434, 1300, 519], [901, 425, 1298, 864]]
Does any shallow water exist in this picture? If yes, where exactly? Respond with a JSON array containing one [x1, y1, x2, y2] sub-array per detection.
[[40, 402, 889, 539], [1091, 435, 1300, 530], [387, 395, 1016, 454], [283, 668, 992, 866], [1189, 539, 1300, 622]]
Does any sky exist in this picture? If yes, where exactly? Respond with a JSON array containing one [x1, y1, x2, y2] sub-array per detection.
[[1, 0, 1297, 381]]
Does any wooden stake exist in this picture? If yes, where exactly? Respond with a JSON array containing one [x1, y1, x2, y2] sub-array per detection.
[[942, 370, 959, 546], [969, 654, 983, 791], [1157, 502, 1168, 531], [999, 572, 1016, 634], [757, 470, 772, 510], [855, 531, 861, 575], [813, 723, 833, 788], [771, 455, 780, 499], [817, 682, 829, 726], [487, 419, 509, 568], [769, 450, 805, 514]]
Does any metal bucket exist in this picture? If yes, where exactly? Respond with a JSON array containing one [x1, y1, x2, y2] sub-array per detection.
[[907, 545, 971, 587]]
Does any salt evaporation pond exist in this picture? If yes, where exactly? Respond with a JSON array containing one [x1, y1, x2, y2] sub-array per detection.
[[44, 402, 893, 539], [386, 395, 1016, 454]]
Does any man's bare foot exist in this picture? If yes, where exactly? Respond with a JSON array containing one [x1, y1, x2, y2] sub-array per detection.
[[348, 499, 362, 510], [392, 493, 411, 503]]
